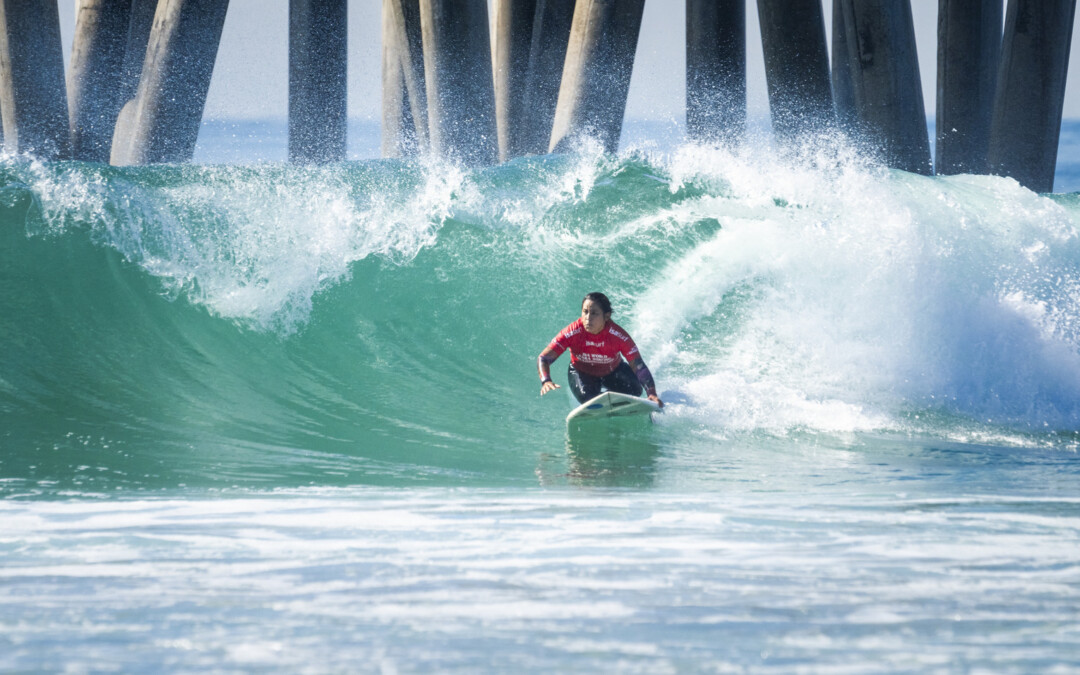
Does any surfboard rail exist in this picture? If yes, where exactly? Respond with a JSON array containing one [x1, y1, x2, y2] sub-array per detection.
[[566, 391, 660, 423]]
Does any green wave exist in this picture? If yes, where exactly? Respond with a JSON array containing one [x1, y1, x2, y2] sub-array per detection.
[[0, 152, 718, 491], [3, 147, 1080, 493]]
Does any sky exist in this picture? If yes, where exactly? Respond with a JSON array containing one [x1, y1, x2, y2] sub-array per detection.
[[56, 1, 1080, 124]]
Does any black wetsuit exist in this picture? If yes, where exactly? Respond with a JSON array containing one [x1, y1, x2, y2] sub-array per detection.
[[567, 361, 642, 403]]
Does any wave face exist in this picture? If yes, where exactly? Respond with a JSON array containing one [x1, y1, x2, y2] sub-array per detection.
[[3, 141, 1080, 491]]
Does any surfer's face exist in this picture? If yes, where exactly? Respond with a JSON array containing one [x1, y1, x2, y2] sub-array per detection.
[[581, 299, 610, 334]]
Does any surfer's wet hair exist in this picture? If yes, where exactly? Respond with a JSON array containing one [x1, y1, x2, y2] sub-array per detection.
[[582, 292, 612, 315]]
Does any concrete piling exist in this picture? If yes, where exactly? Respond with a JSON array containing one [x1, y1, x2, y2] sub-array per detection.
[[382, 4, 408, 158], [686, 0, 745, 145], [519, 0, 575, 157], [987, 0, 1076, 193], [109, 0, 154, 165], [494, 0, 537, 161], [289, 0, 347, 164], [382, 0, 427, 158], [69, 0, 132, 163], [110, 0, 229, 165], [420, 0, 498, 165], [756, 0, 833, 145], [834, 0, 931, 175], [0, 0, 71, 159], [936, 0, 1002, 175], [118, 0, 156, 103], [830, 0, 856, 131], [0, 0, 1069, 189], [493, 0, 573, 159], [549, 0, 645, 154]]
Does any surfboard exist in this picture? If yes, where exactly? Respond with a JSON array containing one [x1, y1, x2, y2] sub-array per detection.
[[565, 391, 661, 423]]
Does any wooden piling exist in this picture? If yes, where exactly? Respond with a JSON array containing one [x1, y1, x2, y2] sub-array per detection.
[[382, 0, 427, 158], [69, 0, 131, 163], [834, 0, 931, 175], [110, 0, 229, 165], [987, 0, 1076, 193], [757, 0, 833, 145], [936, 0, 1002, 175], [289, 0, 347, 164], [549, 0, 645, 154], [0, 0, 71, 159], [686, 0, 745, 144], [420, 0, 498, 165]]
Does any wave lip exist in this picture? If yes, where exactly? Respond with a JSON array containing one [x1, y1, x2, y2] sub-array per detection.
[[3, 144, 1080, 492], [636, 145, 1080, 435]]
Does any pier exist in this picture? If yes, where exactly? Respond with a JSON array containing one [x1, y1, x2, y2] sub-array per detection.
[[1, 1, 1076, 190]]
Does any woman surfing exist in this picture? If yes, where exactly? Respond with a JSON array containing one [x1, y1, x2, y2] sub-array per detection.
[[537, 292, 663, 408]]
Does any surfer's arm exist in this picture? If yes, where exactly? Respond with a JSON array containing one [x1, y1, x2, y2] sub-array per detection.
[[629, 356, 663, 408], [538, 347, 561, 395]]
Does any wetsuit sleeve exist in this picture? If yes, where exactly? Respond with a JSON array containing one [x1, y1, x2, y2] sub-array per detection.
[[620, 332, 656, 397], [537, 325, 571, 382], [631, 358, 657, 397], [537, 349, 557, 382]]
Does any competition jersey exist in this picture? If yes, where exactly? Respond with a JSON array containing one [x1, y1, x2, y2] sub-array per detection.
[[546, 319, 640, 377]]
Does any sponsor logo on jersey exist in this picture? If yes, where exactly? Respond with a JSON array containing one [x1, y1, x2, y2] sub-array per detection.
[[585, 340, 604, 347], [578, 353, 613, 363]]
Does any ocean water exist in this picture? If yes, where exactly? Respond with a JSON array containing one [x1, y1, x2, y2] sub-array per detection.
[[2, 119, 1080, 672]]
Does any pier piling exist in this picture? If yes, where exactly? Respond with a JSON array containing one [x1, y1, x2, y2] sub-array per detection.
[[109, 0, 154, 165], [834, 0, 931, 174], [520, 1, 575, 157], [686, 0, 745, 145], [494, 0, 537, 161], [549, 0, 645, 154], [118, 0, 156, 103], [289, 0, 347, 164], [831, 0, 856, 131], [420, 0, 498, 165], [382, 0, 426, 158], [987, 0, 1076, 193], [756, 0, 833, 145], [0, 0, 71, 159], [936, 0, 1002, 175], [69, 0, 131, 163], [0, 0, 1074, 186], [110, 0, 229, 165], [493, 0, 573, 159]]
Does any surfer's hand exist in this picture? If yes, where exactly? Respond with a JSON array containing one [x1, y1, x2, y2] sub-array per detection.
[[540, 381, 560, 396], [648, 394, 664, 408]]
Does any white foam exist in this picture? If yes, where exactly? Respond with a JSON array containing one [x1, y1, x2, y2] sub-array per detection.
[[627, 141, 1080, 433], [17, 157, 462, 332]]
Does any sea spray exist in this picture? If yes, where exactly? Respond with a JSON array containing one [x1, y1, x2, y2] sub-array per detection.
[[629, 142, 1080, 434], [2, 139, 1080, 492], [4, 123, 1080, 675], [10, 156, 465, 332]]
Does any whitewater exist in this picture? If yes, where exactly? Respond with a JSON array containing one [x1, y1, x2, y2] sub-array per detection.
[[2, 124, 1079, 672]]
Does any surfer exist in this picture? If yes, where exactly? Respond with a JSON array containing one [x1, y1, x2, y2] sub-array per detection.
[[538, 292, 663, 408]]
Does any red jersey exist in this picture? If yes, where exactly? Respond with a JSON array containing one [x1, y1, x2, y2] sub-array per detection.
[[545, 319, 640, 377]]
